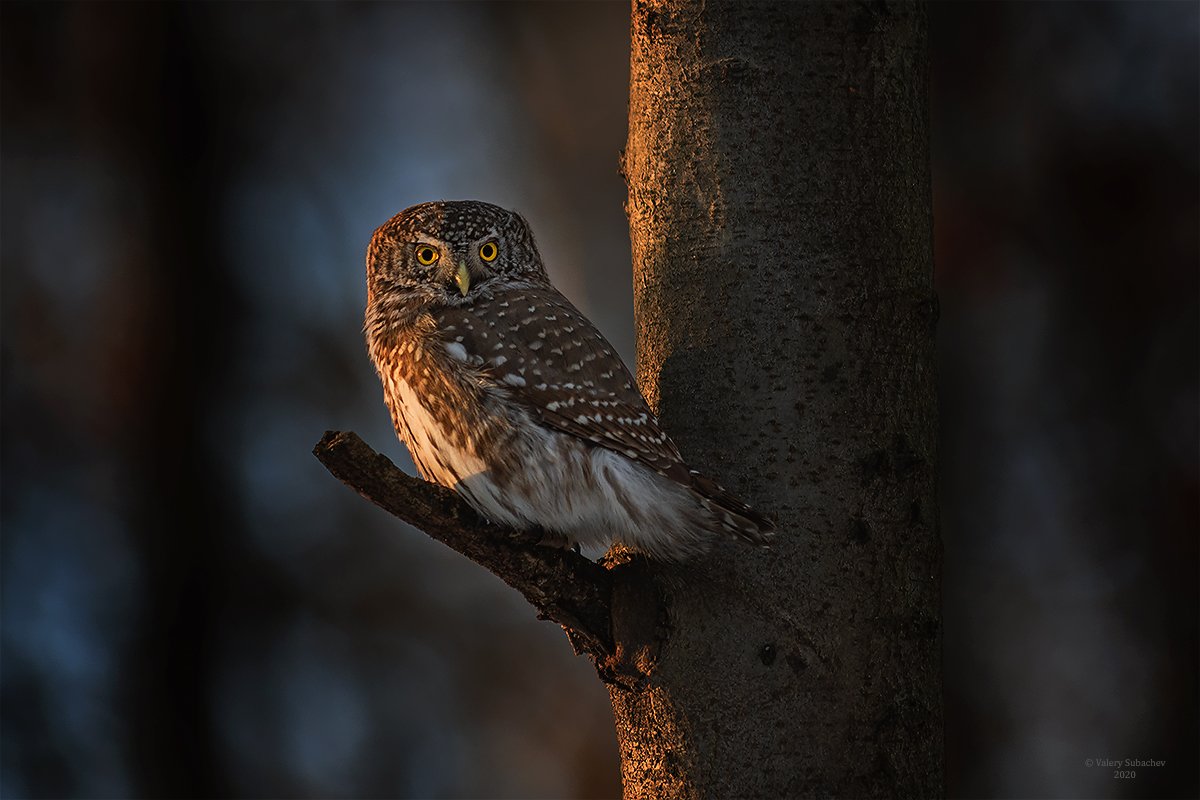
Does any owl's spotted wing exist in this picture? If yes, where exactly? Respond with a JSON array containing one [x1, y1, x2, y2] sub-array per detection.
[[434, 285, 689, 480], [435, 284, 773, 539]]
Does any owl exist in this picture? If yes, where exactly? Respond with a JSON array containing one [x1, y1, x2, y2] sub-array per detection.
[[364, 200, 773, 561]]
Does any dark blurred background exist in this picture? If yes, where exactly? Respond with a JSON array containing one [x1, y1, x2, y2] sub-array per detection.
[[1, 2, 1195, 798]]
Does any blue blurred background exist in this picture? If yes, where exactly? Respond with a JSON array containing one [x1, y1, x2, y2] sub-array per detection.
[[2, 2, 1195, 798]]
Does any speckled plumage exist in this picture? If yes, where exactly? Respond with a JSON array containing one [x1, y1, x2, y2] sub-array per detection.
[[364, 200, 773, 560]]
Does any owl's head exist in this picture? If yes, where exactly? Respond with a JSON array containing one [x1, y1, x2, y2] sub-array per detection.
[[366, 200, 546, 306]]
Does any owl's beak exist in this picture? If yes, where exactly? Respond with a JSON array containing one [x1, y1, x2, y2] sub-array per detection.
[[454, 262, 471, 296]]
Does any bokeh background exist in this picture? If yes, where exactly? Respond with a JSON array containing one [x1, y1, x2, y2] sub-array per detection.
[[2, 2, 1195, 798]]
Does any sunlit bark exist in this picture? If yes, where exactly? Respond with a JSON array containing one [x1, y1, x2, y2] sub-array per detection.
[[612, 1, 943, 796]]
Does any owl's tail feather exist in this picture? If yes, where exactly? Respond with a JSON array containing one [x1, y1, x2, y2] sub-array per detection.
[[689, 471, 775, 547]]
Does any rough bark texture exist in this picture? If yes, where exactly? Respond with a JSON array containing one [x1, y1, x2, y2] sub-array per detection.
[[614, 1, 943, 797]]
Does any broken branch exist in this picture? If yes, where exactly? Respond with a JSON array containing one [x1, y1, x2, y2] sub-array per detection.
[[312, 431, 615, 659]]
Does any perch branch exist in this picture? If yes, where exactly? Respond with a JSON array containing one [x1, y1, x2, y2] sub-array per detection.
[[313, 431, 614, 659]]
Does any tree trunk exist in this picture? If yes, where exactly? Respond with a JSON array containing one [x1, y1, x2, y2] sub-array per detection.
[[613, 2, 943, 797]]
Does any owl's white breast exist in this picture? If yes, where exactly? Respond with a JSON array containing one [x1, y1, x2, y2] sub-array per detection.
[[385, 373, 523, 527], [380, 356, 721, 561]]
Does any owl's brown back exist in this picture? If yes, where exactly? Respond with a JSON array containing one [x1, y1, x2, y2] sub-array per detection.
[[432, 284, 774, 540]]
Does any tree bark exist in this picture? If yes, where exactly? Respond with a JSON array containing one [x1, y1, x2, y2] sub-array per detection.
[[614, 1, 943, 797]]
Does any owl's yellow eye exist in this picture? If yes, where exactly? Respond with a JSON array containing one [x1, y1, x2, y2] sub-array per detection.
[[415, 245, 440, 266], [479, 241, 499, 262]]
